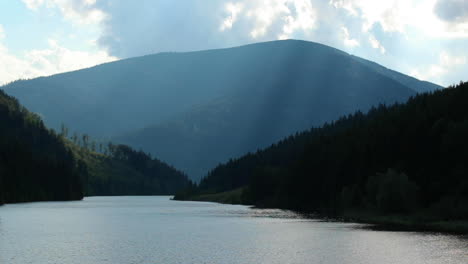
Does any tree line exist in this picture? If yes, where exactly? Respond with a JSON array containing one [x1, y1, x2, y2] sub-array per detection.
[[80, 143, 192, 196], [176, 82, 468, 221]]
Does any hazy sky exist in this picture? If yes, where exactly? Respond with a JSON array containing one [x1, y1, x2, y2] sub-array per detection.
[[0, 0, 467, 86]]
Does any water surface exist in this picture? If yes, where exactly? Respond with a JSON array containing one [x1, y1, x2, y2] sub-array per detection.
[[0, 196, 466, 264]]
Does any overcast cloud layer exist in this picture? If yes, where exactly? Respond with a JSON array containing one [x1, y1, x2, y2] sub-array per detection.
[[1, 0, 467, 86]]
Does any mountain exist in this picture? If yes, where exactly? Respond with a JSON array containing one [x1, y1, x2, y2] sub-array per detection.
[[175, 82, 468, 224], [0, 89, 83, 204], [2, 40, 441, 180]]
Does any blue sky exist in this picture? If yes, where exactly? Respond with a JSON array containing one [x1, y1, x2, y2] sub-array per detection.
[[0, 0, 467, 86]]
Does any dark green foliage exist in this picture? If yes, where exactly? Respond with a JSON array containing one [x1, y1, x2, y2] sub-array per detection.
[[0, 90, 83, 204], [86, 144, 191, 196], [180, 82, 468, 220], [364, 169, 419, 213], [66, 139, 192, 197]]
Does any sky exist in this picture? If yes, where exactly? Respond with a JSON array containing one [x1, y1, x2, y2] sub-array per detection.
[[0, 0, 467, 87]]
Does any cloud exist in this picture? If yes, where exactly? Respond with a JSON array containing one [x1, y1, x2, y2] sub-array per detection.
[[434, 0, 468, 22], [91, 0, 320, 58], [244, 0, 317, 40], [22, 38, 117, 77], [22, 0, 45, 10], [330, 0, 412, 33], [94, 1, 227, 57], [341, 26, 360, 47], [368, 34, 386, 54], [220, 2, 244, 31], [22, 0, 106, 24], [433, 0, 468, 38], [0, 25, 37, 84], [33, 0, 463, 59], [15, 0, 468, 86], [0, 26, 116, 85], [330, 0, 468, 38], [411, 51, 467, 84]]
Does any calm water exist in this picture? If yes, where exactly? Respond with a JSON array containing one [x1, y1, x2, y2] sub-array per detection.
[[0, 197, 466, 264]]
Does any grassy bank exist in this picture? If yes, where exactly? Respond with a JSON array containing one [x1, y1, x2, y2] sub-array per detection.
[[185, 188, 246, 205]]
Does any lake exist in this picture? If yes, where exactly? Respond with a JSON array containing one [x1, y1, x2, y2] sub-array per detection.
[[0, 196, 466, 264]]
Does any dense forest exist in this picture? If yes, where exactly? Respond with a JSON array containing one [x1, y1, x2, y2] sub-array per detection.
[[0, 90, 83, 204], [176, 82, 468, 221], [0, 89, 191, 205], [70, 142, 191, 196]]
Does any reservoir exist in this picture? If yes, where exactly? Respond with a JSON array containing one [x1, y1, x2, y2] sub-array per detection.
[[0, 196, 466, 264]]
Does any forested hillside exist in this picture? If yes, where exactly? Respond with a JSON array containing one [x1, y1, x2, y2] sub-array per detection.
[[0, 90, 83, 204], [70, 143, 191, 196], [176, 82, 468, 222], [2, 40, 440, 180], [0, 90, 191, 205]]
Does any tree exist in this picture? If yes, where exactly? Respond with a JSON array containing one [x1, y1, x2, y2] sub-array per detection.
[[366, 169, 419, 213], [60, 123, 69, 138]]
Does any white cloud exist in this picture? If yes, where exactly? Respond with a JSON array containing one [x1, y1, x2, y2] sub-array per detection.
[[0, 29, 116, 85], [341, 26, 360, 47], [220, 2, 244, 31], [411, 51, 467, 84], [13, 0, 468, 87], [279, 0, 317, 39], [0, 25, 40, 84], [245, 1, 292, 39], [330, 0, 412, 33], [22, 0, 45, 10], [368, 34, 385, 54], [23, 38, 117, 76], [219, 0, 317, 39], [22, 0, 107, 24], [330, 0, 468, 38]]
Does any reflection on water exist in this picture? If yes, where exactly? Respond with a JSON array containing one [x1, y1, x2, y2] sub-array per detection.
[[0, 196, 466, 264]]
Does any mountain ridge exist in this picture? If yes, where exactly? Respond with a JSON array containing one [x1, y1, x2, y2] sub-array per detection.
[[1, 40, 441, 180]]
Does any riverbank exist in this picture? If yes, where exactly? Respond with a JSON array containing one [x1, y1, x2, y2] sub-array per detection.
[[176, 188, 246, 205], [337, 210, 468, 234], [175, 192, 468, 235]]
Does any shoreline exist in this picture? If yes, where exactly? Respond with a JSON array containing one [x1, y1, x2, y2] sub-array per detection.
[[175, 193, 468, 235]]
